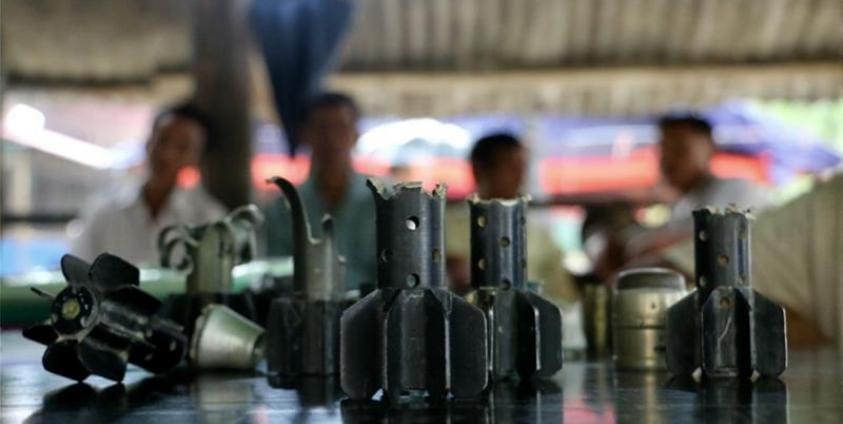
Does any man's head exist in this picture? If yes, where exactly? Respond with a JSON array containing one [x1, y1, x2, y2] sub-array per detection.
[[658, 115, 716, 193], [469, 133, 527, 199], [147, 103, 209, 185], [300, 92, 359, 171]]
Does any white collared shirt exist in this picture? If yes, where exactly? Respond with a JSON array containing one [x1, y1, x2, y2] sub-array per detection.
[[669, 176, 771, 228], [70, 183, 227, 266]]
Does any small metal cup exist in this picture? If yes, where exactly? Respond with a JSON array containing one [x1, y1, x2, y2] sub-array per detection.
[[190, 304, 265, 370]]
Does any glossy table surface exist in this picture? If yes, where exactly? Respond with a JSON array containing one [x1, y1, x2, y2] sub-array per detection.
[[1, 331, 841, 423]]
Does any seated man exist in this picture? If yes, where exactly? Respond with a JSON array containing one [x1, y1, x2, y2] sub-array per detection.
[[264, 93, 376, 291], [445, 133, 578, 303], [624, 115, 770, 258], [71, 103, 227, 265], [664, 172, 843, 351]]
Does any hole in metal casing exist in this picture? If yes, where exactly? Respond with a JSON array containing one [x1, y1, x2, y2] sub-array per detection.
[[500, 236, 511, 247]]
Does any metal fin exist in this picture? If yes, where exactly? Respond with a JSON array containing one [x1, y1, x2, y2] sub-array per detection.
[[340, 292, 382, 400], [751, 291, 787, 377], [42, 340, 91, 382], [60, 254, 92, 286], [90, 253, 140, 290], [23, 324, 59, 346], [666, 292, 701, 376], [518, 291, 563, 379], [77, 330, 129, 382]]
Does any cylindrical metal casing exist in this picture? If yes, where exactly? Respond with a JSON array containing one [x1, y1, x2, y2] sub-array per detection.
[[694, 208, 754, 378], [693, 208, 751, 303], [190, 304, 265, 370], [368, 180, 446, 289], [271, 177, 344, 301], [612, 268, 686, 370], [469, 196, 528, 290]]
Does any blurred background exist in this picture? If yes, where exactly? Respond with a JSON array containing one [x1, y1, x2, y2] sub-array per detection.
[[1, 0, 841, 279]]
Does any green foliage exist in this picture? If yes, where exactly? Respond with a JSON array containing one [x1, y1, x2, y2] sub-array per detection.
[[752, 98, 843, 154]]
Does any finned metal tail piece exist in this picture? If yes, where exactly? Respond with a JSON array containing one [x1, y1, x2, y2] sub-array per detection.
[[157, 205, 265, 337], [264, 177, 348, 383], [341, 179, 488, 401], [665, 208, 787, 381], [467, 195, 563, 381], [23, 253, 187, 382]]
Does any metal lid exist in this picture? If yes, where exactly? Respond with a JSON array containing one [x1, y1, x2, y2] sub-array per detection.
[[616, 268, 685, 291]]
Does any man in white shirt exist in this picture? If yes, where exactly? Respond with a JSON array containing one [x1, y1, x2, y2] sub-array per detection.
[[70, 103, 227, 265], [625, 115, 770, 258]]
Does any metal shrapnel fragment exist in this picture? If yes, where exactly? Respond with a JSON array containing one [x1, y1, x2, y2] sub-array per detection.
[[341, 179, 488, 401], [264, 177, 349, 383], [158, 205, 264, 337], [23, 253, 187, 382], [665, 208, 787, 380], [468, 195, 563, 381]]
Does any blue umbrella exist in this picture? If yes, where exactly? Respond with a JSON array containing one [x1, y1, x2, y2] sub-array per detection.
[[250, 0, 354, 155]]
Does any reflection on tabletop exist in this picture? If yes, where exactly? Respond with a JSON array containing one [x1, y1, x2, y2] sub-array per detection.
[[1, 331, 841, 423]]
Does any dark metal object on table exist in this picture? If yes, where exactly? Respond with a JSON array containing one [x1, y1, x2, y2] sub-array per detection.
[[22, 253, 187, 382], [341, 179, 488, 401], [468, 195, 563, 381], [157, 205, 264, 337], [264, 177, 348, 384], [612, 268, 686, 371], [665, 208, 787, 380]]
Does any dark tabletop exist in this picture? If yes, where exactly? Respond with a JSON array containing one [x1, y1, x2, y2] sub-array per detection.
[[1, 331, 841, 423]]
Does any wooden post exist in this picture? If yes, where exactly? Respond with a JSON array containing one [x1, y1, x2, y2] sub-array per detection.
[[193, 0, 252, 209]]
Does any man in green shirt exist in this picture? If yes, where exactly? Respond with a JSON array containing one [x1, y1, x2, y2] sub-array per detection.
[[264, 93, 377, 291]]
